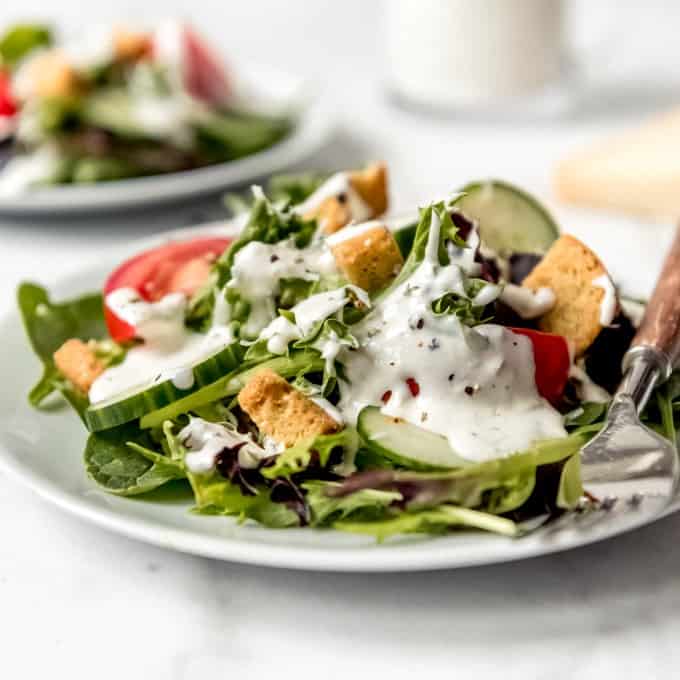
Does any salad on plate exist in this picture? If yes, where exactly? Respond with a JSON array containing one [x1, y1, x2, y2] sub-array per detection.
[[17, 163, 680, 539], [0, 20, 291, 194]]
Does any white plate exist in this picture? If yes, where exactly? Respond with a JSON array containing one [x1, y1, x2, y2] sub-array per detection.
[[0, 224, 675, 572], [0, 63, 333, 214]]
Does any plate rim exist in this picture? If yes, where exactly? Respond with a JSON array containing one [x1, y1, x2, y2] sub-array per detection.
[[0, 224, 673, 572]]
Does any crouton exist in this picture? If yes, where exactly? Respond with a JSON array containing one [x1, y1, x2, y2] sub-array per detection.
[[522, 234, 617, 356], [53, 339, 105, 393], [238, 369, 340, 447], [113, 27, 152, 62], [303, 162, 389, 235], [349, 162, 389, 217], [20, 51, 81, 99], [306, 195, 353, 236], [328, 221, 403, 293]]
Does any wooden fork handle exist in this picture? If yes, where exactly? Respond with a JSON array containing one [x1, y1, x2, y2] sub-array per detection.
[[632, 225, 680, 376]]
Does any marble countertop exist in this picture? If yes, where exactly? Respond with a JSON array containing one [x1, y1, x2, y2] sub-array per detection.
[[2, 2, 680, 678]]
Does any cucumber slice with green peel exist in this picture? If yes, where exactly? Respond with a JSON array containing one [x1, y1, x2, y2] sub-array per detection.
[[84, 342, 245, 432], [139, 349, 325, 429], [357, 406, 472, 470], [456, 180, 559, 257]]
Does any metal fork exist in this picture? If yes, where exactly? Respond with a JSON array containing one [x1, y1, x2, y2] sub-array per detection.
[[528, 227, 680, 537]]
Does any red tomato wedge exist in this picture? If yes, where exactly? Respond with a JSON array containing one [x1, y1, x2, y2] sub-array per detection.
[[510, 327, 571, 406], [104, 237, 232, 342], [182, 25, 231, 105], [0, 69, 17, 117], [152, 22, 231, 105]]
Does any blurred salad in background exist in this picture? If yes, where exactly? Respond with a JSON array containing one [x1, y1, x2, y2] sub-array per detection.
[[0, 20, 292, 194]]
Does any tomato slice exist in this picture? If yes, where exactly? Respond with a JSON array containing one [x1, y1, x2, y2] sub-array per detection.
[[104, 237, 231, 342], [510, 327, 571, 406], [0, 69, 17, 117]]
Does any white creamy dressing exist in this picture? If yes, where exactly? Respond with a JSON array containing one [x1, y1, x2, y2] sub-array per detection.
[[337, 210, 567, 462], [310, 397, 344, 425], [569, 363, 610, 404], [294, 172, 373, 228], [255, 285, 370, 361], [325, 220, 385, 247], [500, 284, 556, 320], [620, 298, 645, 329], [88, 289, 234, 404], [259, 316, 301, 355], [0, 146, 61, 196], [179, 417, 267, 473], [226, 239, 338, 337], [130, 92, 197, 147], [292, 285, 369, 335], [62, 25, 117, 71], [592, 273, 618, 326], [152, 19, 186, 89]]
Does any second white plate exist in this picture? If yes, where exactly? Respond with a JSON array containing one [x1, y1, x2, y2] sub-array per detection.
[[0, 63, 333, 214]]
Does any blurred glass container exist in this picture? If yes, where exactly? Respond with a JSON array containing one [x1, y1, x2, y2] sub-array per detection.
[[385, 0, 580, 117]]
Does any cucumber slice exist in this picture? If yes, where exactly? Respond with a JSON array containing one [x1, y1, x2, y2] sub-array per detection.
[[139, 349, 325, 429], [84, 342, 245, 432], [357, 406, 471, 470], [457, 180, 559, 257]]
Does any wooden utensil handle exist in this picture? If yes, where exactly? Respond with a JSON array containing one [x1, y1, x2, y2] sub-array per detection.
[[633, 225, 680, 369]]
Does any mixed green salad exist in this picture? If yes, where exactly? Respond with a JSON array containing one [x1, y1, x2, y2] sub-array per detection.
[[17, 165, 680, 540], [0, 21, 291, 193]]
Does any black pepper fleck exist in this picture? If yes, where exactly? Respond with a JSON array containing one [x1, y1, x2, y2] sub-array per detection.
[[428, 337, 440, 351], [337, 192, 347, 204], [270, 254, 280, 263], [448, 373, 455, 381], [417, 318, 424, 329], [464, 385, 474, 396]]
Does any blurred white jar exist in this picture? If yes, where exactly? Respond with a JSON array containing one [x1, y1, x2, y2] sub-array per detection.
[[386, 0, 567, 111]]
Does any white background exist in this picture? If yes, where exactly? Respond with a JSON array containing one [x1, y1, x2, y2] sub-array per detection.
[[2, 1, 680, 678]]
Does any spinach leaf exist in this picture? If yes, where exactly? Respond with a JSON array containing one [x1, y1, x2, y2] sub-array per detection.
[[84, 422, 185, 496], [17, 282, 107, 413]]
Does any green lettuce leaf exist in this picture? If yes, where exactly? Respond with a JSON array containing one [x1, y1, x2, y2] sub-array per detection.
[[224, 171, 329, 216], [190, 474, 299, 528], [261, 428, 359, 480], [0, 23, 52, 67], [303, 480, 401, 526], [331, 430, 591, 516], [379, 198, 465, 301], [335, 505, 519, 541]]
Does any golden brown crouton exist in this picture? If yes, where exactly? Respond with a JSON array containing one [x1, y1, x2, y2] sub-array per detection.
[[306, 196, 353, 236], [522, 234, 616, 356], [238, 369, 341, 447], [329, 222, 403, 293], [21, 51, 81, 99], [113, 27, 152, 62], [349, 162, 389, 217], [53, 339, 105, 393], [304, 162, 389, 235]]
